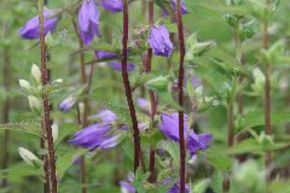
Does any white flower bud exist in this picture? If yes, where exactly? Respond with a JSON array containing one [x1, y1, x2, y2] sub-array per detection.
[[18, 147, 40, 166], [19, 79, 31, 90], [54, 78, 63, 83], [51, 122, 59, 142], [28, 95, 41, 111], [31, 64, 41, 84]]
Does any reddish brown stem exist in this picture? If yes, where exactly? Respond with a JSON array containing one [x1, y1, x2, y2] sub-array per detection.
[[122, 0, 141, 173], [38, 1, 57, 192], [263, 0, 272, 179], [176, 0, 186, 192]]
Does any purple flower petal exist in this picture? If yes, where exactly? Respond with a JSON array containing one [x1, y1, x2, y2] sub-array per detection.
[[94, 109, 117, 124], [95, 50, 119, 59], [78, 0, 100, 46], [59, 96, 76, 112], [107, 62, 135, 72], [159, 113, 188, 142], [19, 10, 58, 39], [100, 0, 123, 13], [188, 132, 212, 156], [148, 25, 173, 57]]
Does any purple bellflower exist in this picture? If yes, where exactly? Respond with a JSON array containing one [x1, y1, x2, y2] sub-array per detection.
[[159, 112, 212, 156], [59, 96, 76, 112], [19, 10, 58, 39], [136, 98, 151, 114], [165, 180, 190, 193], [107, 62, 135, 72], [95, 50, 119, 59], [70, 109, 123, 150], [78, 0, 100, 46], [100, 0, 123, 13], [148, 25, 173, 57]]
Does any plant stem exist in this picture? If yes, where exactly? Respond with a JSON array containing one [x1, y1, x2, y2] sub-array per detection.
[[38, 0, 57, 192], [1, 21, 11, 189], [176, 0, 186, 192], [145, 0, 157, 183], [71, 18, 89, 193], [122, 0, 141, 173], [263, 0, 272, 178]]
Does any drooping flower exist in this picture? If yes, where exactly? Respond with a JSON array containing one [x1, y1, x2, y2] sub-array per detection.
[[148, 25, 173, 57], [78, 0, 100, 46], [19, 10, 58, 39], [59, 96, 76, 112], [159, 113, 188, 142], [191, 75, 201, 88], [69, 123, 121, 150], [100, 0, 123, 13], [107, 62, 135, 72], [163, 0, 188, 17], [159, 112, 212, 156], [95, 50, 119, 59], [70, 109, 124, 150]]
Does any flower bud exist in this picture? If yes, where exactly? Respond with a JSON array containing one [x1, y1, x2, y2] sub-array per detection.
[[31, 64, 41, 85], [28, 95, 41, 111], [18, 147, 41, 166], [19, 79, 31, 90], [51, 122, 59, 142]]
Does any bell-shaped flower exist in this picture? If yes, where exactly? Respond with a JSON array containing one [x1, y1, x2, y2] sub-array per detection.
[[159, 112, 212, 156], [148, 25, 173, 57], [95, 50, 119, 59], [78, 0, 100, 46], [100, 0, 123, 13], [69, 123, 121, 150], [70, 109, 124, 150], [107, 62, 135, 72], [19, 10, 58, 39]]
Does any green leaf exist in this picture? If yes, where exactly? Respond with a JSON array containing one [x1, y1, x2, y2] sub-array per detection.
[[0, 121, 40, 136], [206, 147, 232, 171], [211, 170, 223, 193]]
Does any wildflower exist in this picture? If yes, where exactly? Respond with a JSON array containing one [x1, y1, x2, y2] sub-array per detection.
[[148, 25, 173, 57], [107, 62, 135, 72], [78, 0, 100, 46], [59, 96, 76, 112], [100, 0, 123, 13], [159, 112, 212, 156], [70, 109, 124, 150], [70, 123, 121, 150], [95, 50, 118, 59], [19, 10, 58, 39]]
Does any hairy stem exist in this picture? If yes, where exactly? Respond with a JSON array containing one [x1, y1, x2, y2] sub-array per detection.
[[71, 18, 89, 193], [176, 0, 186, 192], [38, 0, 57, 192], [1, 21, 11, 189], [263, 0, 272, 178], [122, 0, 141, 173]]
